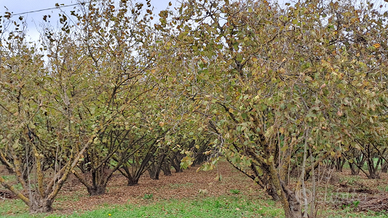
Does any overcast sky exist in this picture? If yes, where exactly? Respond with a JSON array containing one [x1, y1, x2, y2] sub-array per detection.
[[1, 0, 174, 16], [1, 0, 175, 41], [1, 0, 387, 41]]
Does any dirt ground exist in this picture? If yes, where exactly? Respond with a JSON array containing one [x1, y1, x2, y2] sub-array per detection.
[[322, 169, 388, 213], [0, 162, 267, 215], [2, 163, 388, 216]]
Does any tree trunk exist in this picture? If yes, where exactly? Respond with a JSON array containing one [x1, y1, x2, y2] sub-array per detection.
[[333, 157, 346, 172], [87, 185, 106, 196], [282, 185, 302, 218], [365, 145, 380, 179], [0, 156, 14, 174], [381, 161, 388, 173], [265, 185, 280, 201], [127, 177, 139, 186], [349, 162, 360, 175], [72, 168, 111, 196], [367, 158, 380, 179], [269, 163, 302, 218], [148, 154, 166, 180], [162, 162, 172, 176], [148, 167, 160, 180], [171, 155, 183, 173], [29, 194, 53, 213], [344, 148, 365, 176]]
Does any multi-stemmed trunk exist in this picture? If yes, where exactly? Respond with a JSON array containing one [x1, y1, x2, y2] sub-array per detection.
[[148, 152, 167, 180], [120, 150, 155, 186], [73, 166, 116, 196]]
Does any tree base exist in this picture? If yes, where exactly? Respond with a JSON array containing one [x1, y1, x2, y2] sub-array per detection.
[[87, 186, 106, 196], [29, 198, 53, 214]]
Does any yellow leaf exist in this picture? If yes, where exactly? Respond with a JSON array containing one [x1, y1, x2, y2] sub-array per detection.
[[373, 43, 381, 48]]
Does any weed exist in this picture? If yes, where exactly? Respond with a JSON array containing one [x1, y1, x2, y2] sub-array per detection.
[[230, 189, 240, 194], [353, 200, 360, 208], [143, 194, 153, 200]]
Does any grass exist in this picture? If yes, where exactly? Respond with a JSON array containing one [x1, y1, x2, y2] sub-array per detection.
[[55, 189, 87, 203], [4, 195, 388, 218], [0, 195, 283, 218], [229, 189, 240, 194], [1, 175, 23, 190], [1, 174, 16, 181], [72, 196, 283, 218], [377, 185, 388, 192], [2, 158, 388, 218], [142, 193, 153, 200], [339, 174, 361, 185], [0, 199, 29, 216]]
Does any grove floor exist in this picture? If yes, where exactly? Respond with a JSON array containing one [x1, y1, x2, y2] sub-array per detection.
[[2, 162, 388, 217]]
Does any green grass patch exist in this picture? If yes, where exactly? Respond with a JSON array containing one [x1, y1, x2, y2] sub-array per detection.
[[3, 194, 388, 218], [0, 199, 29, 216], [377, 185, 388, 192], [142, 193, 153, 200], [339, 175, 361, 185], [229, 189, 240, 194], [0, 195, 283, 218], [72, 196, 282, 218], [1, 175, 17, 181]]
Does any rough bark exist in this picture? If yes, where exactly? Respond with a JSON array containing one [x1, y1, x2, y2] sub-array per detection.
[[332, 157, 346, 172], [170, 153, 183, 173], [87, 185, 106, 196], [349, 162, 361, 175], [161, 162, 172, 176], [270, 163, 302, 218], [148, 153, 166, 180], [282, 183, 302, 218], [0, 153, 14, 174], [29, 194, 53, 214], [126, 177, 139, 186], [72, 168, 111, 196], [382, 161, 388, 173]]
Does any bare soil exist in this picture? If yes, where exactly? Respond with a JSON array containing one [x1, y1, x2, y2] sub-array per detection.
[[50, 162, 267, 214], [3, 163, 388, 215], [328, 169, 388, 213]]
